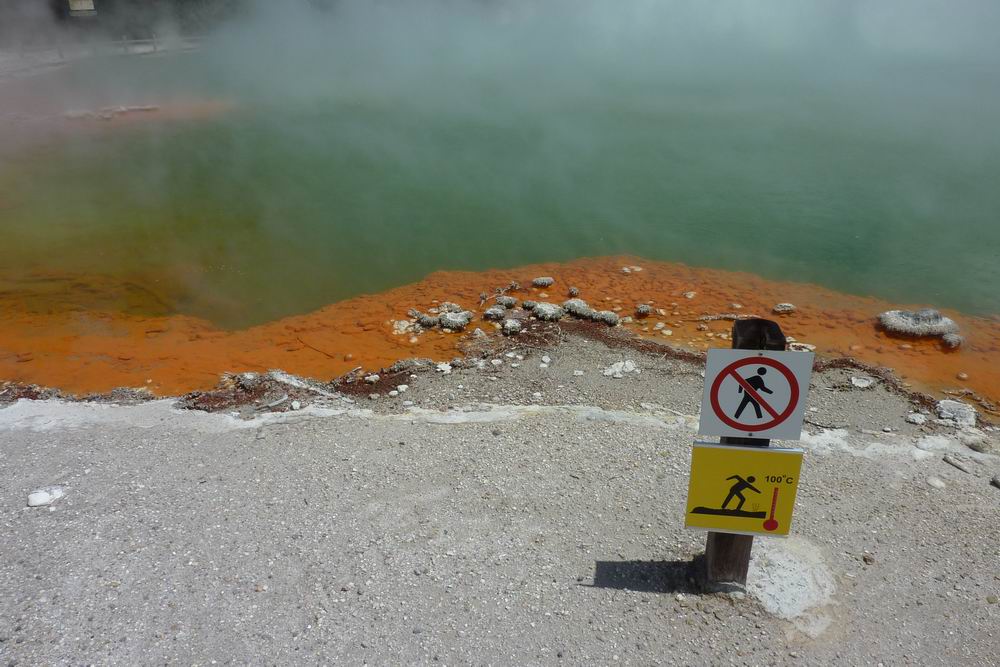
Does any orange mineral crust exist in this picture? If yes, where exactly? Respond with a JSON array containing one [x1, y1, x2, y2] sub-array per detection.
[[1, 256, 998, 404]]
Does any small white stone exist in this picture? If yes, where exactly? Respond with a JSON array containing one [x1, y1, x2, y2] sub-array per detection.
[[906, 413, 928, 426], [491, 359, 504, 366], [290, 400, 302, 411], [851, 376, 875, 389], [402, 400, 414, 407], [532, 392, 542, 399], [541, 355, 552, 364], [364, 374, 380, 384], [502, 318, 522, 336], [682, 291, 696, 299], [27, 487, 64, 507], [573, 370, 585, 376], [369, 393, 379, 400], [388, 390, 399, 398], [603, 360, 640, 377], [27, 491, 52, 507], [511, 363, 520, 368], [539, 364, 549, 369], [397, 384, 408, 393], [436, 363, 452, 374], [926, 476, 947, 490], [505, 352, 517, 358]]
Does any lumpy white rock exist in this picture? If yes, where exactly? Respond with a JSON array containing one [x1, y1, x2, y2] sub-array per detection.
[[879, 309, 958, 338], [603, 360, 640, 378], [439, 310, 474, 331], [532, 303, 565, 321], [502, 319, 522, 336], [936, 400, 976, 428]]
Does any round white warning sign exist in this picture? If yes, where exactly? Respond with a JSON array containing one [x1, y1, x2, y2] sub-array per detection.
[[698, 349, 814, 440]]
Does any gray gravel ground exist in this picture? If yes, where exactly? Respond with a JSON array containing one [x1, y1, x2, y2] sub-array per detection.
[[2, 332, 999, 665]]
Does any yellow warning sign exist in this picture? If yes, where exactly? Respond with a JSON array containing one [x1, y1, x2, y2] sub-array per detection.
[[684, 442, 803, 537]]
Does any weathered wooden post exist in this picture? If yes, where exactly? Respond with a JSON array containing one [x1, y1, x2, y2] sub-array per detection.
[[704, 318, 786, 586]]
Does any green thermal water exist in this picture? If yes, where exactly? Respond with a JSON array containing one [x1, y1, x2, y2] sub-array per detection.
[[3, 25, 1000, 327]]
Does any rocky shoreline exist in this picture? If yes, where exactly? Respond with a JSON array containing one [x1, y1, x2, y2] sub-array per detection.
[[3, 306, 995, 444], [2, 257, 999, 406]]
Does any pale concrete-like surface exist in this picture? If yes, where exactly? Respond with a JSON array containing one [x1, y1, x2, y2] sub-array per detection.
[[2, 334, 999, 664]]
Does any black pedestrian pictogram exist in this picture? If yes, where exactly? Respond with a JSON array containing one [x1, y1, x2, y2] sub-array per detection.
[[707, 354, 805, 435], [691, 473, 767, 519], [733, 367, 773, 419]]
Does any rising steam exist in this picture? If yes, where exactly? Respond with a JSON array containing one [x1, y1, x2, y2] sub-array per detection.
[[2, 0, 999, 325]]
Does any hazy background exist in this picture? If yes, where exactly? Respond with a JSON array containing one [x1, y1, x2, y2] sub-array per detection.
[[2, 0, 999, 326]]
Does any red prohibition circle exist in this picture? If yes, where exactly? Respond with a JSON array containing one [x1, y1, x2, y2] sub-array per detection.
[[709, 356, 799, 432]]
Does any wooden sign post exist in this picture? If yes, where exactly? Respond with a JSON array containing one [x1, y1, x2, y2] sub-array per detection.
[[704, 318, 786, 586]]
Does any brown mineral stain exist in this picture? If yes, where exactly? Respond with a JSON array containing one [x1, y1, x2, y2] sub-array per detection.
[[58, 99, 235, 126], [0, 96, 235, 163], [1, 256, 998, 407]]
